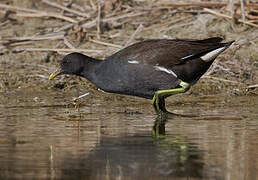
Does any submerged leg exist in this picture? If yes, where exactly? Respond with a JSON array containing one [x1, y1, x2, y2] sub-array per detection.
[[152, 81, 190, 113]]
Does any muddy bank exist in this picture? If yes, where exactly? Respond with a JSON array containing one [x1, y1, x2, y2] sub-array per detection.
[[0, 0, 257, 99]]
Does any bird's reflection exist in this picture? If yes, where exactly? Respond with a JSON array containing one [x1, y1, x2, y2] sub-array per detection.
[[59, 136, 209, 179], [152, 112, 167, 137], [153, 111, 197, 137]]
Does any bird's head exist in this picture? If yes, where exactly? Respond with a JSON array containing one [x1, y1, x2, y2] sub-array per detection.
[[49, 53, 88, 80]]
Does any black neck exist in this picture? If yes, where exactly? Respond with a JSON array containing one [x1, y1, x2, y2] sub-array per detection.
[[80, 57, 102, 81]]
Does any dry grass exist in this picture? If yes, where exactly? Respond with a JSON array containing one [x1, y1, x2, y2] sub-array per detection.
[[0, 0, 257, 94]]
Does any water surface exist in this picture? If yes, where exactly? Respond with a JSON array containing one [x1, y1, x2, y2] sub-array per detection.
[[0, 89, 257, 180]]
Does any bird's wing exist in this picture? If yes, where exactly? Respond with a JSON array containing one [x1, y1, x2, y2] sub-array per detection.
[[106, 38, 227, 67]]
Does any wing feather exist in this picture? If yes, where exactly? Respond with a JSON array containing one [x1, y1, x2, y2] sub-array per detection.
[[106, 38, 228, 68]]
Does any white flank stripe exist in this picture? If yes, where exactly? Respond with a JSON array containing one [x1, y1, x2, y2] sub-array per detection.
[[128, 60, 139, 64], [201, 47, 226, 62], [181, 54, 194, 60], [154, 66, 177, 78]]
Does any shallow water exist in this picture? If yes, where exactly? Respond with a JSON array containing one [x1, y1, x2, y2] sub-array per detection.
[[0, 89, 257, 180]]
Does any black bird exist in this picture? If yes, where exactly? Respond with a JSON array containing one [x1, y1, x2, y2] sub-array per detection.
[[49, 37, 234, 113]]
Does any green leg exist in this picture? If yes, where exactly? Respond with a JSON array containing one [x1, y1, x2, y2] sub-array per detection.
[[152, 81, 190, 113]]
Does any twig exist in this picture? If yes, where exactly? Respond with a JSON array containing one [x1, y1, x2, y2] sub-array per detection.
[[16, 12, 77, 23], [89, 39, 122, 48], [3, 41, 36, 47], [26, 74, 49, 79], [82, 11, 147, 28], [124, 24, 143, 47], [2, 33, 65, 41], [104, 11, 148, 23], [97, 0, 102, 39], [73, 92, 90, 102], [71, 3, 86, 13], [42, 0, 90, 18], [54, 24, 74, 33], [89, 0, 97, 11], [229, 0, 234, 17], [0, 4, 78, 23], [0, 3, 42, 13], [202, 75, 244, 84], [1, 33, 65, 48], [11, 48, 103, 53], [247, 84, 258, 89], [0, 20, 10, 27], [240, 0, 246, 22], [63, 37, 76, 49], [158, 1, 226, 8], [204, 8, 258, 28], [155, 1, 258, 9]]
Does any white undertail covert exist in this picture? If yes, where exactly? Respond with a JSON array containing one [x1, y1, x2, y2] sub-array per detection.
[[200, 46, 227, 62]]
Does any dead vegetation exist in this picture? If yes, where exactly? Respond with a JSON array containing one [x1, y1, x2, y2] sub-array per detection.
[[0, 0, 257, 95]]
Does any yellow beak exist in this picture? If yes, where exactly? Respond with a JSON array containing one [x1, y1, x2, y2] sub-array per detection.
[[49, 68, 62, 80]]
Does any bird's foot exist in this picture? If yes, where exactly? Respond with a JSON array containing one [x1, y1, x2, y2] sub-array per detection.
[[152, 81, 190, 114]]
